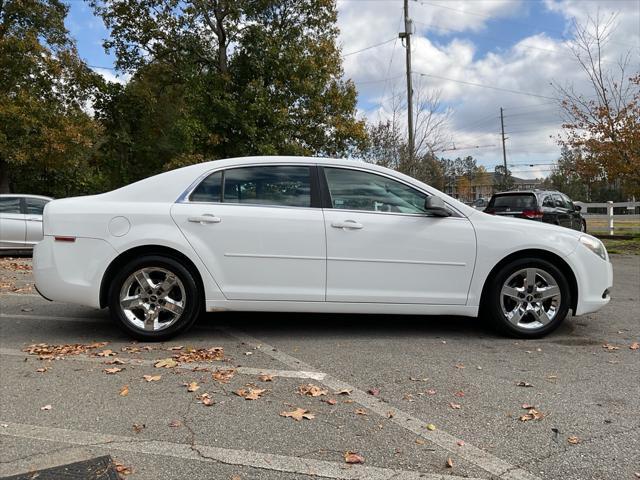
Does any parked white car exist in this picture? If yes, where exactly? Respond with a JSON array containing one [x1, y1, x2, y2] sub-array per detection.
[[33, 157, 613, 340], [0, 194, 53, 251]]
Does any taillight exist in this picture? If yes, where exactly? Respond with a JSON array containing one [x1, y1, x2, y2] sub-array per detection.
[[54, 236, 76, 242], [522, 209, 543, 219]]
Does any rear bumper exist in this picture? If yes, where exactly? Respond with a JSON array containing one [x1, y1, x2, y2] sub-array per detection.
[[33, 236, 117, 308]]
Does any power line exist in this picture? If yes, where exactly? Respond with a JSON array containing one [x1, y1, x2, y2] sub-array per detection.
[[342, 37, 397, 57], [415, 71, 557, 100]]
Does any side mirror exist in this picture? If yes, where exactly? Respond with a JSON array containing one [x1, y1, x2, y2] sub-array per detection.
[[575, 205, 582, 212], [424, 196, 451, 217]]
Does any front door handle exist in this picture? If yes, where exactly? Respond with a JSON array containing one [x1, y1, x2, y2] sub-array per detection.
[[331, 220, 363, 230], [188, 214, 221, 224]]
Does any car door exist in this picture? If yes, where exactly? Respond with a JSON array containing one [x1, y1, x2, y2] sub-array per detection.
[[0, 197, 26, 249], [552, 194, 572, 228], [321, 167, 476, 305], [24, 197, 49, 245], [561, 194, 581, 230], [171, 165, 326, 302], [540, 194, 557, 225]]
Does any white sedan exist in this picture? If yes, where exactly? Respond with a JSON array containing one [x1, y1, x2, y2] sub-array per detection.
[[33, 157, 613, 340]]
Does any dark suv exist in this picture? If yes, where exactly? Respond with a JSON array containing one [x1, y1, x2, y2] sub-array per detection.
[[485, 190, 586, 232]]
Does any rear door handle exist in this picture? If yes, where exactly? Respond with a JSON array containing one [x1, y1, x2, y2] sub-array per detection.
[[331, 220, 363, 230], [188, 214, 221, 224]]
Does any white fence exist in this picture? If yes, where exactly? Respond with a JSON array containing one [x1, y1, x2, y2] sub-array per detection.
[[575, 201, 640, 235]]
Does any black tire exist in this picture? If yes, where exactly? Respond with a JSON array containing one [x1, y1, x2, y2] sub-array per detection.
[[108, 255, 202, 341], [483, 257, 571, 338]]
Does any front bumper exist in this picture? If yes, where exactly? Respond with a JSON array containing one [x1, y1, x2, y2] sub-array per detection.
[[33, 236, 118, 308], [570, 245, 613, 316]]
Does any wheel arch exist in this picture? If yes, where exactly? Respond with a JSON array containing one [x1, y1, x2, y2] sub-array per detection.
[[480, 249, 578, 314], [99, 245, 206, 309]]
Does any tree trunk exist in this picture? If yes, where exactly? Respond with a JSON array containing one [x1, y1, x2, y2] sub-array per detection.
[[0, 159, 10, 193]]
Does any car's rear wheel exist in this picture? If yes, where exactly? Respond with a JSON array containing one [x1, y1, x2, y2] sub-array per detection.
[[108, 256, 201, 341], [484, 258, 570, 338]]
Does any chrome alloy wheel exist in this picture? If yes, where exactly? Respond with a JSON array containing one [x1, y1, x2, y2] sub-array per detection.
[[500, 267, 561, 330], [119, 267, 186, 332]]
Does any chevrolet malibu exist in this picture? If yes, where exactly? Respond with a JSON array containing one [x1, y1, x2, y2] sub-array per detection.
[[33, 157, 613, 340]]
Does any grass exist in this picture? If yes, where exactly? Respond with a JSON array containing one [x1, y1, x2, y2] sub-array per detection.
[[600, 234, 640, 255], [587, 217, 640, 235]]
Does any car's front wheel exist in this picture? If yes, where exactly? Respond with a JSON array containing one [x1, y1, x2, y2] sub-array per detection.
[[108, 255, 201, 341], [484, 258, 570, 338]]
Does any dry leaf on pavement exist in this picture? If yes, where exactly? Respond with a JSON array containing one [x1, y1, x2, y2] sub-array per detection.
[[602, 343, 619, 351], [446, 457, 454, 468], [143, 375, 161, 382], [174, 347, 224, 363], [334, 388, 352, 395], [449, 402, 462, 409], [119, 385, 129, 396], [235, 388, 266, 400], [355, 408, 368, 415], [567, 436, 580, 444], [185, 381, 200, 392], [344, 451, 364, 464], [154, 358, 178, 368], [258, 373, 274, 382], [280, 408, 315, 421], [197, 392, 214, 406], [519, 408, 544, 422], [298, 384, 327, 397], [104, 367, 123, 374], [168, 420, 182, 428], [212, 368, 236, 383], [36, 367, 49, 373], [323, 398, 337, 405], [105, 358, 125, 365], [367, 388, 380, 396], [630, 342, 639, 350], [133, 423, 145, 433], [97, 349, 115, 357], [114, 462, 133, 475]]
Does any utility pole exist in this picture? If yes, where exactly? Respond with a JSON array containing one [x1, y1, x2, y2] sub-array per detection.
[[500, 107, 507, 173], [400, 0, 414, 164]]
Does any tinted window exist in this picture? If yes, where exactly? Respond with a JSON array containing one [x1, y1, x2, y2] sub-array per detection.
[[0, 197, 21, 214], [190, 172, 222, 202], [561, 194, 575, 211], [223, 166, 311, 207], [489, 194, 537, 209], [553, 194, 568, 208], [25, 198, 49, 215], [541, 195, 554, 207], [324, 168, 426, 214]]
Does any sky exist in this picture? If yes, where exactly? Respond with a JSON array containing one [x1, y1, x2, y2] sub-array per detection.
[[65, 0, 640, 179]]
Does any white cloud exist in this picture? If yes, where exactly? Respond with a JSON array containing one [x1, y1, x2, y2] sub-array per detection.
[[338, 0, 640, 178], [92, 67, 130, 85]]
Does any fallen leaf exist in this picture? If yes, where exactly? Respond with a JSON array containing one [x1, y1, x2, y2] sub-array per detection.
[[454, 391, 465, 397], [344, 451, 364, 464], [630, 342, 639, 350], [105, 358, 125, 365], [355, 408, 368, 415], [231, 476, 241, 480], [40, 404, 52, 411], [519, 408, 544, 422], [546, 375, 558, 380], [104, 367, 123, 374], [298, 384, 328, 397], [168, 345, 184, 351], [602, 343, 619, 351], [516, 381, 534, 387], [258, 373, 274, 382], [23, 342, 109, 360], [334, 388, 352, 395], [426, 423, 436, 431], [280, 408, 315, 421], [387, 410, 395, 418], [36, 367, 48, 373], [143, 374, 161, 382], [446, 457, 454, 468], [119, 385, 129, 396], [521, 403, 535, 409], [186, 381, 200, 392], [235, 388, 266, 400], [415, 438, 425, 445], [174, 347, 224, 363], [114, 462, 133, 475], [133, 423, 145, 433], [97, 349, 115, 357], [197, 392, 214, 406], [449, 402, 462, 409], [155, 358, 178, 368], [567, 436, 581, 444], [367, 388, 380, 396], [454, 363, 465, 369], [456, 440, 465, 447], [426, 389, 437, 395], [323, 398, 337, 405], [169, 419, 182, 428]]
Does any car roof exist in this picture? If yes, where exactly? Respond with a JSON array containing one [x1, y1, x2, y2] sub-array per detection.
[[492, 190, 558, 196], [0, 194, 53, 200]]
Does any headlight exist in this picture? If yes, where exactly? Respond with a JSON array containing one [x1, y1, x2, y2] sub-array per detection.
[[579, 235, 608, 261]]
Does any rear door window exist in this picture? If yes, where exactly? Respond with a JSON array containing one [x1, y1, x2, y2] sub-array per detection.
[[488, 194, 537, 210], [0, 197, 22, 214], [25, 198, 49, 215], [223, 166, 312, 208]]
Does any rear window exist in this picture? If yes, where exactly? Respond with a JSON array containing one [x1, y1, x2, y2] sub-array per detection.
[[488, 194, 537, 209]]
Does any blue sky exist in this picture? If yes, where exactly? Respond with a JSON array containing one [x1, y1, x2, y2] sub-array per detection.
[[65, 0, 640, 178]]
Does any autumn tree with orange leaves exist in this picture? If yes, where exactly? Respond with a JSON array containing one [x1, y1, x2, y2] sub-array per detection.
[[554, 14, 640, 199]]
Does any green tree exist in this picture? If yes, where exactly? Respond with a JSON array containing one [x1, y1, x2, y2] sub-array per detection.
[[0, 0, 102, 195], [91, 0, 366, 185], [494, 165, 514, 191]]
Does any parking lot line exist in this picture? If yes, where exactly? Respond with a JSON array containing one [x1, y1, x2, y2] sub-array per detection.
[[219, 327, 542, 480], [0, 422, 484, 480], [0, 347, 325, 380]]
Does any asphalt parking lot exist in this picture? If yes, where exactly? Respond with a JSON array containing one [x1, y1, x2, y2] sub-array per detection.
[[0, 255, 638, 480]]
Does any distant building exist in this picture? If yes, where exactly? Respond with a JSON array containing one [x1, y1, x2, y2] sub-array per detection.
[[444, 173, 544, 202]]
